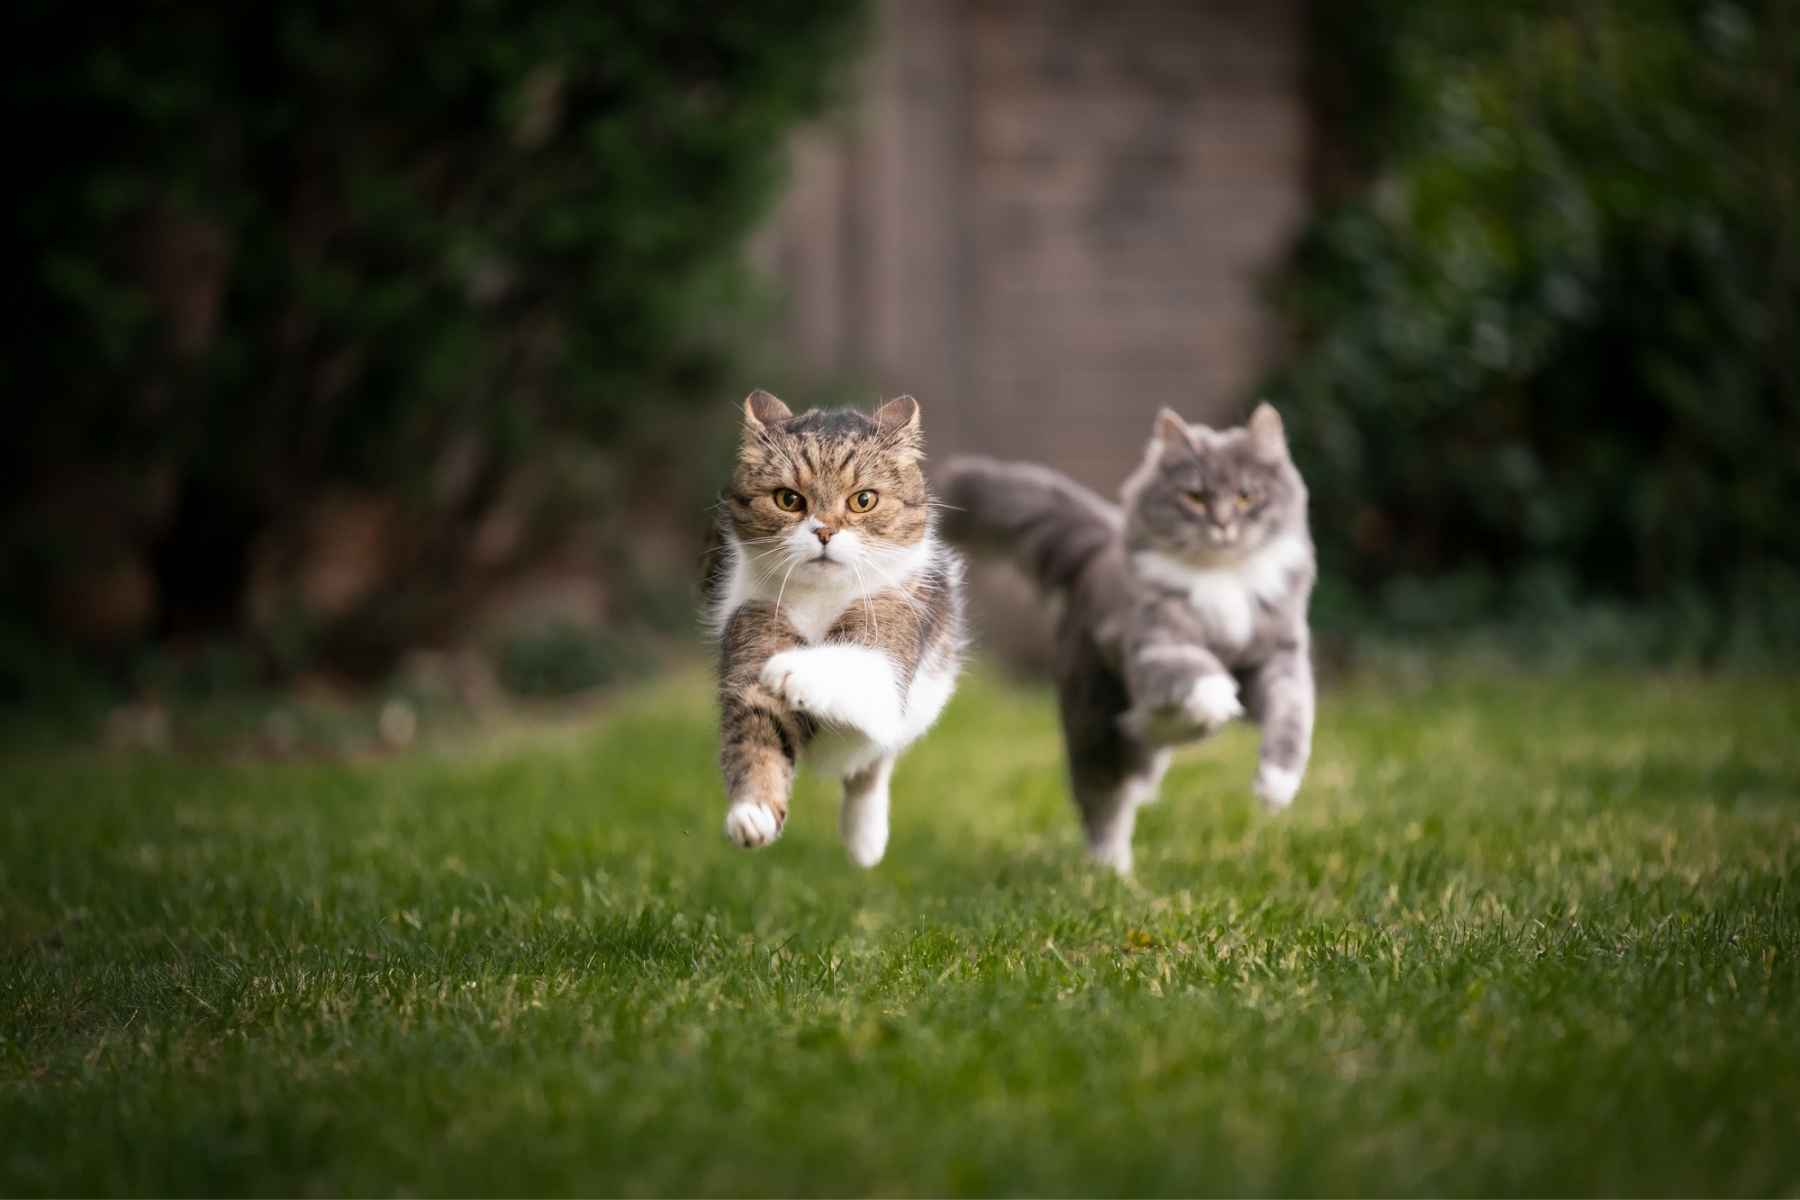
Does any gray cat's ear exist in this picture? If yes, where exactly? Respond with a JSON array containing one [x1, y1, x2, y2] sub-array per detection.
[[1153, 408, 1195, 451], [874, 394, 922, 439], [743, 389, 792, 433], [1248, 402, 1287, 458]]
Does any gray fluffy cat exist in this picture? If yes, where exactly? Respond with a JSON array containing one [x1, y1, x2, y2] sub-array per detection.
[[941, 404, 1315, 874]]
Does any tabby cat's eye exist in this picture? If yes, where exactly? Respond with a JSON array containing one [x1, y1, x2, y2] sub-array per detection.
[[1185, 491, 1207, 507], [848, 489, 879, 514], [774, 488, 805, 512], [1236, 491, 1253, 510]]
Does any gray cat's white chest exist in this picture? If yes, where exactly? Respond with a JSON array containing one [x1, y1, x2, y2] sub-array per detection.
[[1132, 534, 1311, 651]]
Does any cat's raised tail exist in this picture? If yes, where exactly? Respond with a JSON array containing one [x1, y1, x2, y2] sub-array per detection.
[[938, 458, 1122, 595]]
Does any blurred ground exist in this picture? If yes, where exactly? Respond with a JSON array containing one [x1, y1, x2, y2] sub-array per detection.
[[4, 663, 1797, 1195]]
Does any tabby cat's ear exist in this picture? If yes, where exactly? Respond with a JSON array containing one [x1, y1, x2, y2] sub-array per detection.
[[874, 395, 922, 440], [743, 389, 792, 433], [1153, 408, 1196, 452], [1248, 402, 1288, 459]]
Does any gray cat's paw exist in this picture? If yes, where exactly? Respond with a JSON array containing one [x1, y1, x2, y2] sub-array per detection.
[[1254, 764, 1302, 811], [1181, 674, 1244, 731], [1121, 674, 1243, 745], [1088, 839, 1133, 875]]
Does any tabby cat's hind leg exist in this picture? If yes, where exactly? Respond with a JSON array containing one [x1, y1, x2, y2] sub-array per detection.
[[840, 754, 895, 868]]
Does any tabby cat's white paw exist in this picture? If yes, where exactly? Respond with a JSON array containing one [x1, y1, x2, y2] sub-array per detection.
[[760, 647, 902, 744], [724, 801, 783, 848], [1183, 674, 1244, 731], [1255, 764, 1302, 811], [841, 815, 888, 868]]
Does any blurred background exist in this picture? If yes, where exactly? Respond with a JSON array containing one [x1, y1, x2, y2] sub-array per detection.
[[5, 0, 1797, 744]]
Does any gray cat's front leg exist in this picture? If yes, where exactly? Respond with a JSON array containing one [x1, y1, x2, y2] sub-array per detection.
[[1118, 641, 1243, 746], [1242, 646, 1313, 809]]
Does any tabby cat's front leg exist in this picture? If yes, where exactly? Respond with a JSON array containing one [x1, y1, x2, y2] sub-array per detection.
[[757, 591, 929, 867], [719, 603, 811, 848]]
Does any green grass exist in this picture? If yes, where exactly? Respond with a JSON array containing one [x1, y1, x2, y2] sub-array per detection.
[[3, 664, 1798, 1196]]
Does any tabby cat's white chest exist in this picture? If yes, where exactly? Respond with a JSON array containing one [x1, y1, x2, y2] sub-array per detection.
[[765, 579, 857, 644], [711, 536, 854, 642], [712, 533, 934, 643]]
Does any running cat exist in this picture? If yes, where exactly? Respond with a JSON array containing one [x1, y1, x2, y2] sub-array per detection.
[[941, 404, 1314, 874], [706, 390, 965, 867]]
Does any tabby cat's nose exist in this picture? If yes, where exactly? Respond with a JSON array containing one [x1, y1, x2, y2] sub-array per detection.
[[815, 525, 835, 545]]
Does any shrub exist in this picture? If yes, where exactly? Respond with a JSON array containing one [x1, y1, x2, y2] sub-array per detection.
[[3, 0, 866, 676], [1269, 0, 1800, 659]]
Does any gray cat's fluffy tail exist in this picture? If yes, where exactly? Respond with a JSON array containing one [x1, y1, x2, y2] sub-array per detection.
[[938, 457, 1122, 595]]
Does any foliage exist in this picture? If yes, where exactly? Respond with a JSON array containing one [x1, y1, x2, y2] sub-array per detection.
[[494, 620, 652, 698], [2, 1, 865, 668], [1271, 0, 1800, 656], [4, 669, 1799, 1193]]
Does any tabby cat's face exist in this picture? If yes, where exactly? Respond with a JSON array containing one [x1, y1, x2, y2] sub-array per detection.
[[1124, 404, 1306, 563], [726, 391, 931, 585]]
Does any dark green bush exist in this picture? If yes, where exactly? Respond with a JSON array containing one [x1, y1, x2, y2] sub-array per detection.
[[1271, 0, 1800, 660], [494, 621, 652, 699], [3, 1, 865, 672]]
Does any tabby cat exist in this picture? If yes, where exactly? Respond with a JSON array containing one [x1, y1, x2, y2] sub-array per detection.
[[706, 390, 965, 867]]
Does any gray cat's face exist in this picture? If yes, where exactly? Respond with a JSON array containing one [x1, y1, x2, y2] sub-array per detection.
[[1123, 404, 1305, 563]]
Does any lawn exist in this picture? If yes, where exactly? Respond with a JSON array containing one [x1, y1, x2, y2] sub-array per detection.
[[3, 664, 1798, 1196]]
